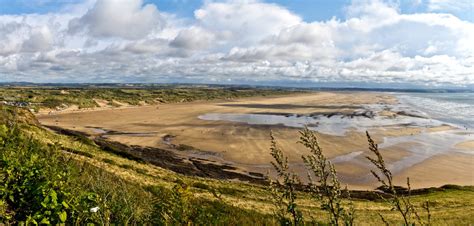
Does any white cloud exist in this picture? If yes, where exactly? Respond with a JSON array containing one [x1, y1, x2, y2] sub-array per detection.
[[0, 0, 473, 88], [68, 0, 164, 39], [21, 26, 54, 52], [427, 0, 473, 12], [194, 0, 302, 46], [170, 26, 215, 50]]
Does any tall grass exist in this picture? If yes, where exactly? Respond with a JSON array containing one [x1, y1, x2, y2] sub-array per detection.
[[269, 129, 433, 225], [300, 128, 355, 225], [366, 132, 431, 225], [269, 128, 355, 225], [269, 132, 303, 225]]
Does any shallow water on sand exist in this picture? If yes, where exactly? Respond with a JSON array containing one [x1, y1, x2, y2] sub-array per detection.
[[198, 104, 447, 137], [198, 99, 474, 175]]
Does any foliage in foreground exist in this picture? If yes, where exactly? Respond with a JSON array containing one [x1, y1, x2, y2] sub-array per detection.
[[0, 123, 153, 224], [0, 108, 273, 224], [270, 128, 355, 225], [0, 125, 72, 224], [300, 128, 355, 225], [366, 132, 431, 225], [269, 128, 433, 225], [269, 132, 303, 225]]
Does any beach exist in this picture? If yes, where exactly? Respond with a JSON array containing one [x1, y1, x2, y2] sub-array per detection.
[[37, 92, 474, 189]]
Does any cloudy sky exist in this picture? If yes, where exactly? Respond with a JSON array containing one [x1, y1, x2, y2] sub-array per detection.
[[0, 0, 473, 88]]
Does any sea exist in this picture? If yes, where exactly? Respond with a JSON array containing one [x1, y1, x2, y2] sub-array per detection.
[[396, 92, 474, 130]]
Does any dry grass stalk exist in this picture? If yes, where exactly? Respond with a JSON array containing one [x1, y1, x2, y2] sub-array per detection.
[[299, 127, 354, 226], [269, 131, 303, 225], [366, 131, 431, 225]]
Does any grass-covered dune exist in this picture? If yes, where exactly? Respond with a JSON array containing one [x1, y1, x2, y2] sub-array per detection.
[[1, 105, 473, 224], [0, 86, 298, 111]]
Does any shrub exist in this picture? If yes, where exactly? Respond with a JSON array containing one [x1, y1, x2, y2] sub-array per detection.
[[0, 125, 73, 224], [0, 122, 154, 224]]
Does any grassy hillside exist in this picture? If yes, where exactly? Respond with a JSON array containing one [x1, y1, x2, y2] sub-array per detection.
[[1, 105, 473, 224]]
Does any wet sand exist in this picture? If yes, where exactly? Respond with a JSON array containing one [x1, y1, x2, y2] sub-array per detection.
[[456, 140, 474, 151], [37, 92, 474, 189]]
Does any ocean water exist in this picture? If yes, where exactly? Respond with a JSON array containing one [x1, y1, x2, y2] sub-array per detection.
[[395, 92, 474, 129]]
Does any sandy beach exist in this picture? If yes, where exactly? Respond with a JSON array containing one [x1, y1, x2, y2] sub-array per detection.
[[37, 92, 474, 189]]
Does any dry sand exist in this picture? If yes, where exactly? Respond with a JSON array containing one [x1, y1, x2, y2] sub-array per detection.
[[37, 92, 474, 189], [394, 153, 474, 188]]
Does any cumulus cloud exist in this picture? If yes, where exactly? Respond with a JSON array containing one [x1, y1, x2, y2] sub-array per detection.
[[0, 0, 473, 88], [194, 0, 302, 46], [216, 0, 473, 87], [170, 27, 215, 50], [21, 26, 54, 52], [68, 0, 164, 39]]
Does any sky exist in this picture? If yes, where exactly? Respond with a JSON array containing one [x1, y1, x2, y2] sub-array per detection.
[[0, 0, 473, 88]]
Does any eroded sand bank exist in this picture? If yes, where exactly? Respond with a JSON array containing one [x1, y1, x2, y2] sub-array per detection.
[[37, 92, 474, 189]]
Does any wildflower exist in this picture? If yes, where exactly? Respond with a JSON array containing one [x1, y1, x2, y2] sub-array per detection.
[[90, 206, 100, 213]]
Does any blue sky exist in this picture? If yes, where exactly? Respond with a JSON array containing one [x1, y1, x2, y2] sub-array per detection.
[[143, 0, 351, 22], [0, 0, 473, 88], [1, 0, 472, 22], [0, 0, 349, 21]]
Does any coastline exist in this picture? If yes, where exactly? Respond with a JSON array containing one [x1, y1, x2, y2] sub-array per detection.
[[36, 91, 474, 189]]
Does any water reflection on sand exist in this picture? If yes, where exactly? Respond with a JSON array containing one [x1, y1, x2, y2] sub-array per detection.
[[198, 103, 473, 175]]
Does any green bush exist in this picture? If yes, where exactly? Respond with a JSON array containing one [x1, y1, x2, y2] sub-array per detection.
[[0, 125, 72, 224], [0, 123, 154, 224]]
